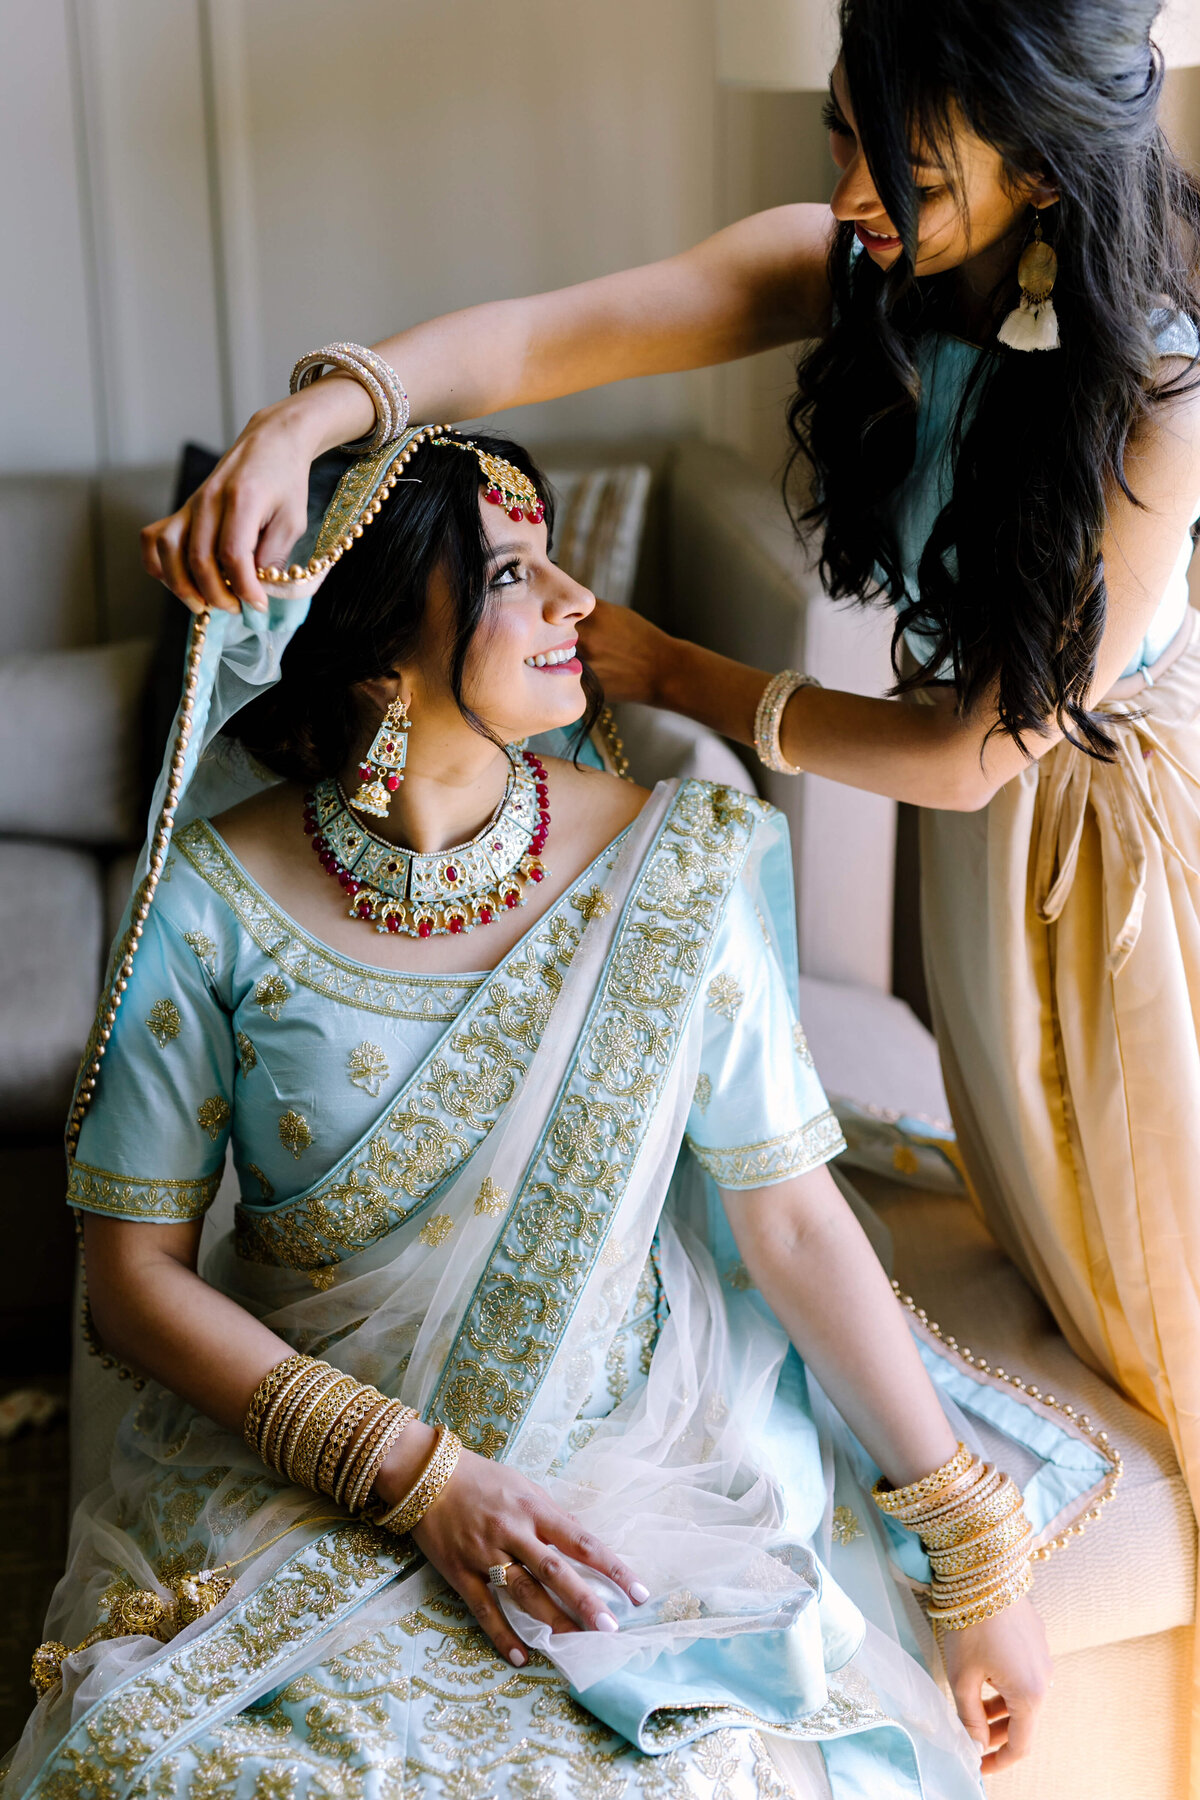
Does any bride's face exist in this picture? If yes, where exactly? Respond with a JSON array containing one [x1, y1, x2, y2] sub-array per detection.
[[418, 494, 595, 745]]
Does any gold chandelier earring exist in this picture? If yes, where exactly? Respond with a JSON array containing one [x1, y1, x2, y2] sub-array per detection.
[[351, 697, 411, 818], [998, 209, 1059, 352]]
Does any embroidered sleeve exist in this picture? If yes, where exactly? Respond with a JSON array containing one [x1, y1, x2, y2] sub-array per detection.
[[686, 880, 846, 1191], [71, 897, 236, 1223]]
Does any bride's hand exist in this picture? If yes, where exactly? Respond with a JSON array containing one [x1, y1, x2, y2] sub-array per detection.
[[408, 1444, 648, 1667], [577, 600, 674, 706], [939, 1596, 1052, 1772], [140, 380, 369, 616]]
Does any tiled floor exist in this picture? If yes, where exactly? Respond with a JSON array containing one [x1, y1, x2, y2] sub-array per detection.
[[0, 1390, 70, 1755]]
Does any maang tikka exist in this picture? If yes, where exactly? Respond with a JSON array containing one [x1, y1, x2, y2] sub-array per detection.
[[351, 697, 410, 817]]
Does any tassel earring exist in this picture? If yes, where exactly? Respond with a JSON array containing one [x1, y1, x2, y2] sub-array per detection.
[[351, 697, 410, 818], [998, 211, 1059, 352]]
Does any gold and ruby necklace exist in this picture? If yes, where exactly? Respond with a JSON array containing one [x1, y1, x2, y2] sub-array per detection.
[[303, 746, 550, 938]]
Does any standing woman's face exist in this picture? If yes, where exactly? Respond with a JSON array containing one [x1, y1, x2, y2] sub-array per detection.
[[824, 61, 1050, 277]]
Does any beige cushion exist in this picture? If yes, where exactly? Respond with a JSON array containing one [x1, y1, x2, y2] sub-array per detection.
[[862, 1173, 1197, 1655], [545, 463, 652, 608], [0, 840, 104, 1131], [0, 639, 154, 843]]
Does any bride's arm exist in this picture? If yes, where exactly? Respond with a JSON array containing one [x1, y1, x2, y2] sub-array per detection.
[[722, 1168, 1053, 1772], [84, 1214, 647, 1667], [142, 203, 835, 614]]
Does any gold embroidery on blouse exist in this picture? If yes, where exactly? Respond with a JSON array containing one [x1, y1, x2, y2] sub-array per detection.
[[474, 1178, 509, 1216], [687, 1110, 845, 1190], [279, 1111, 313, 1159], [67, 1162, 221, 1222], [793, 1021, 816, 1068], [247, 1164, 275, 1201], [182, 930, 217, 973], [573, 885, 614, 922], [174, 820, 487, 1022], [419, 1214, 454, 1248], [255, 973, 290, 1020], [348, 1042, 390, 1096], [832, 1505, 865, 1545], [693, 1072, 712, 1113], [236, 1031, 257, 1078], [196, 1095, 232, 1141], [724, 1260, 755, 1291], [146, 998, 182, 1049], [705, 973, 744, 1021]]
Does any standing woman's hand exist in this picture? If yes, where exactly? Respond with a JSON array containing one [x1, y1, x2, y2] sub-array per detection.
[[939, 1597, 1052, 1772], [141, 377, 374, 616], [577, 600, 675, 706]]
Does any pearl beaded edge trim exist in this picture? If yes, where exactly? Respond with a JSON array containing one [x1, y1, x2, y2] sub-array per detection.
[[891, 1278, 1124, 1563], [754, 669, 820, 776]]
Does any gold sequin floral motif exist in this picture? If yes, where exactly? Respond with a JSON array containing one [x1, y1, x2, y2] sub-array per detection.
[[706, 974, 744, 1020], [693, 1072, 712, 1113], [832, 1506, 864, 1546], [196, 1095, 231, 1140], [474, 1178, 508, 1217], [236, 1032, 257, 1078], [279, 1111, 313, 1159], [573, 886, 614, 923], [255, 973, 290, 1019], [183, 931, 217, 973], [419, 1214, 454, 1248], [793, 1022, 816, 1068], [146, 999, 181, 1049], [348, 1042, 390, 1096]]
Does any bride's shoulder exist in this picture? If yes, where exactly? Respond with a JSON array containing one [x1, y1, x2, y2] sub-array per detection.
[[541, 755, 650, 837], [208, 780, 305, 861]]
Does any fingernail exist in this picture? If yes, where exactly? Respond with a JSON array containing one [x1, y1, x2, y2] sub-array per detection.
[[595, 1611, 619, 1634], [508, 1647, 526, 1666], [630, 1583, 650, 1604]]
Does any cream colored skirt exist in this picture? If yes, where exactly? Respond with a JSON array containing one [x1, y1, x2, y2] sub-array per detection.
[[920, 606, 1200, 1498]]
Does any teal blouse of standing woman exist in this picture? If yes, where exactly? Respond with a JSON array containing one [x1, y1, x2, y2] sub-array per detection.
[[6, 430, 1116, 1800]]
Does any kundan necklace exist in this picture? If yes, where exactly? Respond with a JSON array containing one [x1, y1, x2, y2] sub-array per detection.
[[303, 745, 550, 938]]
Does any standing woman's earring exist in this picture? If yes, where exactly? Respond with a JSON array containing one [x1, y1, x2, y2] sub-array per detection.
[[351, 698, 410, 817], [999, 211, 1059, 352]]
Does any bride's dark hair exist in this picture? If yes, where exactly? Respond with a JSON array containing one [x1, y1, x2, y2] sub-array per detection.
[[232, 431, 601, 779], [788, 0, 1200, 757]]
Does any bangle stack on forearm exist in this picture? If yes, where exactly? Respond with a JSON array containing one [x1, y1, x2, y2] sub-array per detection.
[[244, 1354, 461, 1532], [873, 1442, 1034, 1630]]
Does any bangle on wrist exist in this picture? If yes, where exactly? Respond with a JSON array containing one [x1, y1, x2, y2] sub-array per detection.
[[369, 1425, 463, 1536], [754, 669, 821, 775], [290, 341, 410, 454]]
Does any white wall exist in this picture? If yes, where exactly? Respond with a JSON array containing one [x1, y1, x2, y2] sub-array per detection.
[[0, 0, 722, 474]]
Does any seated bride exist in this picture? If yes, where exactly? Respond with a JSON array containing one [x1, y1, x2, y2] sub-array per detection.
[[7, 428, 1117, 1800]]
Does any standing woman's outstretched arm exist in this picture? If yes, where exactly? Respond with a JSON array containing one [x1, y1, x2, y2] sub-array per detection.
[[142, 205, 835, 615]]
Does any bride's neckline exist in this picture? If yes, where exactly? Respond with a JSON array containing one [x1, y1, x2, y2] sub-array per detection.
[[181, 814, 633, 984]]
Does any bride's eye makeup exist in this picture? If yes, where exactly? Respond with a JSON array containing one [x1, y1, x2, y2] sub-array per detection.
[[489, 558, 523, 590], [822, 96, 853, 138]]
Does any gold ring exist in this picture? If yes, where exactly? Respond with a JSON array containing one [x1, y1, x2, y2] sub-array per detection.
[[488, 1563, 514, 1588]]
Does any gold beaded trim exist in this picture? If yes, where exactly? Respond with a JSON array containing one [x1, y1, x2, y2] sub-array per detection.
[[70, 611, 211, 1389], [255, 424, 450, 588], [891, 1278, 1124, 1561]]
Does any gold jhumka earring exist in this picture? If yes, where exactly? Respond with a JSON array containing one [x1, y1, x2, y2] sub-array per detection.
[[351, 696, 410, 818]]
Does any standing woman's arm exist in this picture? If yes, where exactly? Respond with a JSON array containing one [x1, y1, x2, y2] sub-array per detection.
[[142, 204, 835, 615], [585, 371, 1200, 809]]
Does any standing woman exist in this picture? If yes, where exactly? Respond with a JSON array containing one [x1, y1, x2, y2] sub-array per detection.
[[146, 0, 1200, 1516]]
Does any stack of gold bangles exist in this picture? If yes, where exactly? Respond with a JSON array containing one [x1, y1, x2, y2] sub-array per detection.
[[872, 1442, 1034, 1630], [244, 1353, 462, 1532]]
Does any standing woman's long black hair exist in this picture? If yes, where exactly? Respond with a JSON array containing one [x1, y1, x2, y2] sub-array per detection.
[[788, 0, 1200, 756]]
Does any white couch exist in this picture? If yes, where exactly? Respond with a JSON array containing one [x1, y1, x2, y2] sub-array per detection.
[[1, 439, 1192, 1798]]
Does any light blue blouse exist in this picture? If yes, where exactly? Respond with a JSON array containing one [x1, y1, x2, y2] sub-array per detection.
[[892, 311, 1200, 681], [68, 805, 839, 1225]]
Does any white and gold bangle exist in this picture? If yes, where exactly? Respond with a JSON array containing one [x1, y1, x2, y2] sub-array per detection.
[[754, 670, 821, 775], [290, 341, 410, 454]]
